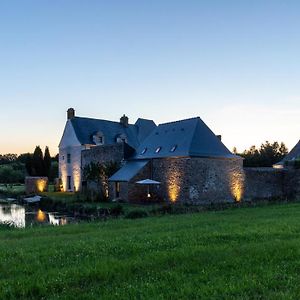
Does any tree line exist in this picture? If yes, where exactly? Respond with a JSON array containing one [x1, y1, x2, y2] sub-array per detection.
[[0, 146, 58, 184], [234, 141, 288, 167]]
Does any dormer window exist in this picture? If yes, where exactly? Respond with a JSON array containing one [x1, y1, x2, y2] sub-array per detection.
[[116, 133, 128, 144], [155, 147, 162, 153], [93, 131, 104, 145], [141, 148, 147, 155], [170, 145, 177, 152]]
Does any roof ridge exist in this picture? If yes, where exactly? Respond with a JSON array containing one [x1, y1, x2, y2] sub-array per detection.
[[73, 116, 135, 126], [159, 117, 200, 126]]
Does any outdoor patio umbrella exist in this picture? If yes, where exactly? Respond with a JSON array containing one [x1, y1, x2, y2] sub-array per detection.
[[136, 179, 161, 198]]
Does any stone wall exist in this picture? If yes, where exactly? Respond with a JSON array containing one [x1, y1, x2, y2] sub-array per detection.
[[243, 168, 285, 200], [152, 157, 244, 204], [102, 154, 300, 204], [284, 169, 300, 197], [82, 143, 125, 168], [83, 143, 135, 199], [25, 177, 48, 194]]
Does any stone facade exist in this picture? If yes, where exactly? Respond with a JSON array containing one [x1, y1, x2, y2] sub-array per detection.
[[82, 143, 135, 198], [243, 168, 285, 200], [109, 157, 245, 204], [242, 168, 300, 200], [284, 169, 300, 197], [152, 157, 244, 204], [108, 158, 300, 204], [81, 143, 132, 168], [25, 177, 48, 194]]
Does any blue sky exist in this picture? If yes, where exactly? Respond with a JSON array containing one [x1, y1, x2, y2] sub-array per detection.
[[0, 0, 300, 154]]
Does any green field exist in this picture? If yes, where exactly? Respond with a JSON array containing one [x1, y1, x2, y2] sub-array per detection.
[[1, 203, 300, 299]]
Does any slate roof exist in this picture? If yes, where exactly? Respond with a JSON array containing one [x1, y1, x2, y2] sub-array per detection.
[[133, 117, 238, 159], [70, 117, 156, 149], [109, 160, 149, 182], [275, 140, 300, 166]]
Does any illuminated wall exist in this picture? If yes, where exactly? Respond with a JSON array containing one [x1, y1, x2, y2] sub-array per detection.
[[229, 167, 245, 202], [59, 120, 85, 192], [165, 163, 184, 203], [25, 177, 49, 194], [153, 157, 245, 204]]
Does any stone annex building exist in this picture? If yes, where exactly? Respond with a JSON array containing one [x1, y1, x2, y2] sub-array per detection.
[[59, 108, 300, 203]]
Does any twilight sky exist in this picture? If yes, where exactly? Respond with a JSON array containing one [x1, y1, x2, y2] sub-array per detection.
[[0, 0, 300, 155]]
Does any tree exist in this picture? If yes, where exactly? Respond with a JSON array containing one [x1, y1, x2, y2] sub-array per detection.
[[82, 161, 121, 201], [0, 165, 24, 184], [0, 154, 17, 164], [25, 154, 33, 175], [31, 146, 44, 176], [240, 141, 288, 167], [49, 161, 59, 182], [43, 146, 52, 177]]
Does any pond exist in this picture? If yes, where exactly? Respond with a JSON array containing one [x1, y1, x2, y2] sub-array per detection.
[[0, 203, 73, 228]]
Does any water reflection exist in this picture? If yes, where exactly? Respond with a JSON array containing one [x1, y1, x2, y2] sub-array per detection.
[[0, 204, 25, 228], [0, 204, 70, 228]]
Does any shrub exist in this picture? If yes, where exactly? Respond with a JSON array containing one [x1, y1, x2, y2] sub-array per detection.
[[125, 209, 149, 219], [110, 204, 124, 217]]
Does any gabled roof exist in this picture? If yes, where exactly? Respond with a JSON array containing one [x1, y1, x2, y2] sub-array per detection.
[[70, 117, 156, 149], [109, 160, 149, 182], [133, 117, 238, 159], [275, 140, 300, 166]]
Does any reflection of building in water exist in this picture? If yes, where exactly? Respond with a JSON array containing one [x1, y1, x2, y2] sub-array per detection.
[[48, 213, 60, 226], [44, 212, 68, 226], [0, 205, 69, 228], [0, 204, 26, 228]]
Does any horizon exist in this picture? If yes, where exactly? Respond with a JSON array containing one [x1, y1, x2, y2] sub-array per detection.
[[1, 1, 300, 155]]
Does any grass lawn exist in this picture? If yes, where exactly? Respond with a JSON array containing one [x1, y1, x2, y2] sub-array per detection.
[[0, 184, 25, 194], [1, 203, 300, 299]]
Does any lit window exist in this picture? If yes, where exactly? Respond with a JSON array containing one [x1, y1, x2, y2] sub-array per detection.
[[170, 145, 177, 152], [67, 154, 71, 164], [155, 147, 161, 153], [141, 148, 147, 155]]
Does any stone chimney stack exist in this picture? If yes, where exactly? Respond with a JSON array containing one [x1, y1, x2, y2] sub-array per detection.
[[120, 114, 129, 127], [67, 108, 75, 120], [216, 135, 222, 141]]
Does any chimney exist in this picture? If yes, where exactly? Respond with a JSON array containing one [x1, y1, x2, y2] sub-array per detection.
[[67, 108, 75, 120], [120, 114, 129, 127], [216, 135, 222, 141]]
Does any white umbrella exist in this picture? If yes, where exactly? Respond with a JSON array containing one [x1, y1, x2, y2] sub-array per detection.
[[135, 179, 160, 198], [136, 179, 161, 185]]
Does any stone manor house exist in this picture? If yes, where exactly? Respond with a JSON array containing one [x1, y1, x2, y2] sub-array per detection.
[[59, 108, 300, 203]]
